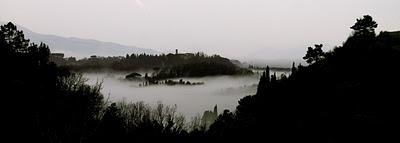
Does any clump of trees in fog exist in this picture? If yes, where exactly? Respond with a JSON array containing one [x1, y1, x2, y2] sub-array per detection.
[[2, 14, 400, 142]]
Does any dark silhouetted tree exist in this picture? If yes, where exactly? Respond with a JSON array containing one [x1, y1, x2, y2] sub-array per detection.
[[291, 62, 297, 74], [271, 72, 277, 84], [303, 44, 325, 64], [351, 15, 378, 36], [256, 66, 270, 95]]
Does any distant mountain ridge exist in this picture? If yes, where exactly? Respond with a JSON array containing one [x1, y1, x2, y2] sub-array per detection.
[[0, 21, 160, 58]]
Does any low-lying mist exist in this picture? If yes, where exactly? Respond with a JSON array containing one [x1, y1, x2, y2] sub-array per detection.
[[83, 70, 288, 118]]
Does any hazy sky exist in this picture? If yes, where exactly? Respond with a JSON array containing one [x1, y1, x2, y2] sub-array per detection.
[[1, 0, 400, 62]]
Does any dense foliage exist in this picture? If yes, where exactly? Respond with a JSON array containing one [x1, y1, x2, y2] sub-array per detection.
[[1, 22, 103, 142]]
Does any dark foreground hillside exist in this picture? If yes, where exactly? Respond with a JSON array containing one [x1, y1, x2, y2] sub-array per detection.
[[0, 22, 189, 143], [207, 15, 400, 142]]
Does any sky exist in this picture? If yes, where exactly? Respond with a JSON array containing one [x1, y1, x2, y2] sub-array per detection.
[[1, 0, 400, 63]]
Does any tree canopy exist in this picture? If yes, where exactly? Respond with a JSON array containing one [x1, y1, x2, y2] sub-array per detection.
[[351, 15, 378, 36], [303, 44, 325, 64]]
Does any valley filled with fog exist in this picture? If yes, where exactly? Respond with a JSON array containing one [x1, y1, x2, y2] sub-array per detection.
[[83, 70, 288, 118]]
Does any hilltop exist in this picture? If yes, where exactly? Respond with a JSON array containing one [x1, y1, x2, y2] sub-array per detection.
[[52, 51, 253, 78]]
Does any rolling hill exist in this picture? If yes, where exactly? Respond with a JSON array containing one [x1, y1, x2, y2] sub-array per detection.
[[1, 22, 160, 58]]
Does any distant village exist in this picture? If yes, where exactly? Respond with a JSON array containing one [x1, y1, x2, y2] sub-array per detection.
[[49, 49, 200, 63]]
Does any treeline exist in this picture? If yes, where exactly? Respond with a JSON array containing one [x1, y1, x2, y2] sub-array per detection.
[[55, 51, 252, 78], [204, 15, 400, 142], [248, 64, 291, 72]]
